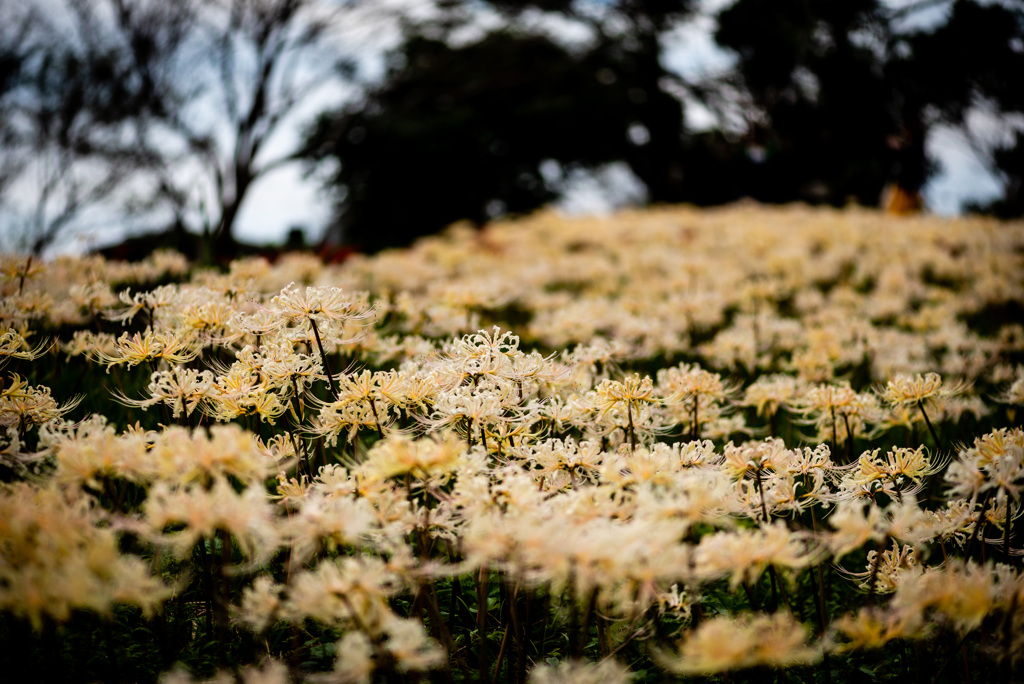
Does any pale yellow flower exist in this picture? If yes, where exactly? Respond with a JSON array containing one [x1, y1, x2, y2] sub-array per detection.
[[843, 540, 919, 594], [695, 522, 819, 588], [880, 372, 967, 406], [234, 575, 284, 633], [659, 611, 820, 673], [144, 478, 277, 559], [0, 483, 170, 629], [527, 659, 632, 684], [826, 500, 889, 560], [271, 282, 374, 325], [114, 365, 214, 418], [891, 560, 999, 632], [94, 329, 200, 369], [0, 374, 81, 429], [741, 373, 799, 417], [0, 327, 49, 363], [829, 607, 923, 652]]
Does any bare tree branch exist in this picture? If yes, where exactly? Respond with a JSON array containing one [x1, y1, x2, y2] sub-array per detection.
[[0, 0, 356, 256]]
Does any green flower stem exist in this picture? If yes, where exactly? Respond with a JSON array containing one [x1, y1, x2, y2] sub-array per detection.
[[478, 564, 490, 684], [308, 317, 339, 400], [917, 399, 942, 452]]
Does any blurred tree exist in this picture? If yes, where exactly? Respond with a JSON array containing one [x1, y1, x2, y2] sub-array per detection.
[[0, 0, 172, 255], [0, 0, 351, 257], [991, 133, 1024, 218], [714, 0, 1024, 212], [302, 0, 697, 252], [305, 0, 1024, 252], [0, 1, 30, 200], [715, 0, 916, 206], [896, 0, 1024, 218]]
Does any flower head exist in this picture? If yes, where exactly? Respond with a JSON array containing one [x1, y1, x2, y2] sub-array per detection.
[[659, 611, 820, 674], [880, 372, 967, 406]]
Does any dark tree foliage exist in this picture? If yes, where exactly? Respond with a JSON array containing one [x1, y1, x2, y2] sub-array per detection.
[[895, 0, 1024, 218], [993, 132, 1024, 218], [714, 0, 899, 205], [716, 0, 1024, 209], [303, 1, 696, 252], [303, 31, 689, 252], [897, 0, 1024, 119], [0, 6, 32, 196]]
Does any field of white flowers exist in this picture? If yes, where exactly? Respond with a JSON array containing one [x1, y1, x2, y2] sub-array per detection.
[[1, 202, 1023, 683]]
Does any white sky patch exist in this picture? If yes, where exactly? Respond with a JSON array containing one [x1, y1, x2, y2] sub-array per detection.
[[924, 126, 1002, 215], [661, 2, 737, 83], [236, 164, 336, 245], [327, 0, 443, 54], [923, 106, 1024, 215], [514, 8, 597, 51], [885, 0, 953, 32], [549, 162, 649, 215]]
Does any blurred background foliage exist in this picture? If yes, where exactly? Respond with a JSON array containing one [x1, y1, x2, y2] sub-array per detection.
[[1, 0, 1022, 256]]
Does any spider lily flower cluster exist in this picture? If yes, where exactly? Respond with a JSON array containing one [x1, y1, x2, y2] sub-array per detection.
[[0, 204, 1022, 682]]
